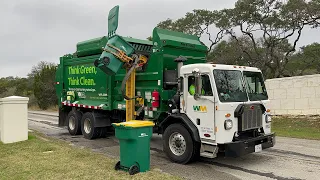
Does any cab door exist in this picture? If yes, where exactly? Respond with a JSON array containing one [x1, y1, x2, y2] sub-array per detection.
[[184, 73, 216, 143]]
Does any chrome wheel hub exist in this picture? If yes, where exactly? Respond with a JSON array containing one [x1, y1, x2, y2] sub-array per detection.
[[84, 118, 92, 134], [69, 116, 76, 130], [169, 132, 186, 156]]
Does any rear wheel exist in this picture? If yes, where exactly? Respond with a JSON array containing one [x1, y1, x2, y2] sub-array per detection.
[[81, 112, 101, 140], [163, 123, 198, 164], [114, 161, 121, 171], [128, 165, 139, 175], [67, 110, 82, 135]]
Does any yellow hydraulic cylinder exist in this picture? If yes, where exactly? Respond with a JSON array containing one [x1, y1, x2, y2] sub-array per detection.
[[125, 68, 135, 121]]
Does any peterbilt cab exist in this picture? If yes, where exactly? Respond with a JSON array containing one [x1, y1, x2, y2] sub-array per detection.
[[161, 62, 275, 163]]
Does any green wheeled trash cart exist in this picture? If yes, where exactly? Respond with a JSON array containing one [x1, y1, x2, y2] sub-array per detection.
[[94, 35, 135, 76], [112, 120, 154, 175]]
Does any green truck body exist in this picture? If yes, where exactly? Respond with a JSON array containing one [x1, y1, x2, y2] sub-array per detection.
[[56, 28, 207, 123]]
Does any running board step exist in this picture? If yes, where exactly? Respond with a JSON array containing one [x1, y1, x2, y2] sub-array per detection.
[[200, 143, 218, 159], [200, 152, 217, 159]]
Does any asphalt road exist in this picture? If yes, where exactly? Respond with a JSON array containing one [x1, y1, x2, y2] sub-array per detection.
[[28, 111, 320, 180]]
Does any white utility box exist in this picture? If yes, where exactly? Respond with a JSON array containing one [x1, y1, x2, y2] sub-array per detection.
[[0, 96, 29, 144]]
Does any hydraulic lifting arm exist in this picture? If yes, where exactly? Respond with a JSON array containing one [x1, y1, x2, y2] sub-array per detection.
[[94, 5, 147, 122], [103, 44, 147, 121]]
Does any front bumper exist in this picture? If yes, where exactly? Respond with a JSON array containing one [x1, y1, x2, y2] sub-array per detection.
[[224, 133, 275, 157]]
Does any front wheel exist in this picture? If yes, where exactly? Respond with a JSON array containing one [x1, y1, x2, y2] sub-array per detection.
[[163, 123, 198, 164]]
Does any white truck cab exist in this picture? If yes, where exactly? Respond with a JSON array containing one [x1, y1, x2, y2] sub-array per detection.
[[161, 62, 275, 163]]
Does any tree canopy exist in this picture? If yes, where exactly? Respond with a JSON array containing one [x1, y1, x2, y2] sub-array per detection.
[[286, 43, 320, 76], [33, 62, 57, 110], [0, 61, 58, 110], [156, 0, 320, 78]]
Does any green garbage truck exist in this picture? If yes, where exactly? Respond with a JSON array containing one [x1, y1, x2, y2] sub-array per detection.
[[55, 5, 275, 164]]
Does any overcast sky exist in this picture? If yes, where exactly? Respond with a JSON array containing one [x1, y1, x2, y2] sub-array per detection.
[[0, 0, 319, 78]]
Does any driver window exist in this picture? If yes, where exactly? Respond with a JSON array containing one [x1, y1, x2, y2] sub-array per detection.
[[188, 75, 213, 96], [188, 76, 196, 96], [201, 74, 213, 96]]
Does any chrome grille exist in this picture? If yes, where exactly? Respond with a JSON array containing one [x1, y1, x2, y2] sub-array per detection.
[[240, 104, 262, 131]]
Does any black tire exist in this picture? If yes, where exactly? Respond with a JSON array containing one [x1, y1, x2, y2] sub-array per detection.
[[81, 112, 101, 140], [67, 110, 82, 135], [114, 161, 121, 171], [163, 123, 199, 164], [128, 165, 139, 175]]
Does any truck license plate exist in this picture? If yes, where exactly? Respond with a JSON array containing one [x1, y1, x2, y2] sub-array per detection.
[[255, 144, 262, 152]]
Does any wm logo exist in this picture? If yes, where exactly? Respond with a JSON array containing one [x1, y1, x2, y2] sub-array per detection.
[[193, 105, 207, 112]]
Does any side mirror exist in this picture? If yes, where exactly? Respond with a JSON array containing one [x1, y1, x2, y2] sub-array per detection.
[[192, 68, 201, 100]]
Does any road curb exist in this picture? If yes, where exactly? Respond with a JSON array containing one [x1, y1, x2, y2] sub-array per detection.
[[28, 110, 58, 117]]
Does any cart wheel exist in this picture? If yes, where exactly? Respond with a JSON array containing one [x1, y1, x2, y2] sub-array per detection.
[[128, 165, 139, 175], [114, 161, 121, 171]]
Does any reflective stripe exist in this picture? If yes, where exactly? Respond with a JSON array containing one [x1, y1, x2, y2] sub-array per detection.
[[61, 102, 102, 109]]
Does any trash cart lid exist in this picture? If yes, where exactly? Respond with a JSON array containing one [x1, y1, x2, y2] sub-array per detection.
[[112, 120, 154, 128]]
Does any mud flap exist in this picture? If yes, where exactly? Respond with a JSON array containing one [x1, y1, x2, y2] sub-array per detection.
[[58, 108, 68, 127]]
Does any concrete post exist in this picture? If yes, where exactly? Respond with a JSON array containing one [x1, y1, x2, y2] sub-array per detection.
[[0, 96, 29, 144]]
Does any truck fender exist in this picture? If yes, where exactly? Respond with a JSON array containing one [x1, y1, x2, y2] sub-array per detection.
[[159, 114, 200, 143]]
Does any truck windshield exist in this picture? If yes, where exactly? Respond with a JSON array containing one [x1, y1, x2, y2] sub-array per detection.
[[213, 69, 248, 102], [243, 71, 268, 101]]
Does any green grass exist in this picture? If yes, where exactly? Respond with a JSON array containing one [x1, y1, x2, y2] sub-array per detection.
[[272, 116, 320, 140], [0, 132, 180, 180]]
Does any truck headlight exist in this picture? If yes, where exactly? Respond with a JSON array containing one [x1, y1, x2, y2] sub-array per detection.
[[224, 119, 233, 130], [265, 115, 272, 123]]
